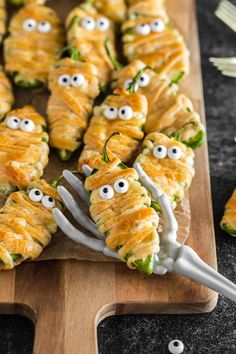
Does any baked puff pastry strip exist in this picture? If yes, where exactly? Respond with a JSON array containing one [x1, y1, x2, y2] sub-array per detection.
[[0, 0, 6, 43], [4, 4, 64, 87], [135, 132, 195, 209], [66, 3, 117, 87], [127, 0, 168, 21], [90, 0, 127, 23], [0, 179, 63, 270], [122, 14, 189, 81], [0, 67, 14, 120], [10, 0, 47, 5], [85, 156, 159, 273], [112, 60, 205, 148], [0, 105, 49, 195], [47, 57, 100, 161], [221, 189, 236, 237], [78, 87, 148, 171]]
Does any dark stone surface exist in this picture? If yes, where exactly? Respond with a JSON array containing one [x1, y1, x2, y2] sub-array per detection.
[[0, 0, 236, 353]]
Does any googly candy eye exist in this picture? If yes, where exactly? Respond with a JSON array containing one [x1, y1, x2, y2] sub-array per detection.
[[37, 21, 52, 33], [137, 73, 150, 87], [114, 179, 129, 194], [124, 79, 138, 93], [99, 185, 114, 200], [71, 73, 85, 87], [150, 19, 165, 33], [23, 18, 37, 32], [42, 195, 55, 209], [96, 17, 110, 31], [168, 146, 182, 160], [153, 145, 168, 159], [118, 106, 133, 120], [168, 340, 184, 354], [29, 188, 44, 202], [81, 17, 96, 31], [136, 23, 151, 35], [20, 119, 35, 132], [58, 74, 71, 87], [7, 116, 20, 130], [104, 107, 118, 120]]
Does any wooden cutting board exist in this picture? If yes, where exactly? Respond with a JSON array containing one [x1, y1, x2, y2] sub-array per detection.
[[0, 0, 217, 353]]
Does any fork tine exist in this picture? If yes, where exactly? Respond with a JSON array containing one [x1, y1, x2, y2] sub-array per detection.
[[210, 57, 236, 63], [222, 70, 236, 77], [63, 170, 90, 206], [174, 245, 236, 303]]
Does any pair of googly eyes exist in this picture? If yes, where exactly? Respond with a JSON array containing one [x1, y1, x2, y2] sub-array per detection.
[[29, 188, 55, 209], [23, 19, 51, 33], [58, 74, 85, 87], [81, 17, 110, 32], [99, 179, 129, 200], [124, 72, 150, 93], [7, 116, 35, 132], [136, 19, 165, 35], [153, 145, 183, 160], [104, 106, 133, 120]]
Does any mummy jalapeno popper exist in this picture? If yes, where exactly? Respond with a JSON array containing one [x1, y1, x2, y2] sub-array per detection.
[[221, 189, 236, 237], [112, 60, 205, 148], [85, 156, 160, 274], [122, 12, 189, 80], [0, 68, 14, 120], [47, 54, 100, 161], [90, 0, 127, 23], [0, 105, 49, 196], [0, 179, 63, 270], [135, 132, 195, 209], [4, 4, 64, 88], [66, 3, 117, 86], [0, 0, 6, 43], [78, 87, 148, 171]]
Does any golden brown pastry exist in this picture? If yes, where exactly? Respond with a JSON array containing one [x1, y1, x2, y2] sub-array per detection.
[[135, 132, 195, 209], [78, 87, 148, 171], [0, 0, 6, 43], [0, 106, 49, 195], [92, 0, 127, 22], [122, 14, 189, 81], [221, 189, 236, 237], [112, 60, 205, 148], [66, 3, 117, 86], [4, 4, 64, 87], [47, 56, 100, 161], [0, 67, 14, 120], [127, 0, 168, 21], [85, 156, 159, 273], [0, 179, 63, 270]]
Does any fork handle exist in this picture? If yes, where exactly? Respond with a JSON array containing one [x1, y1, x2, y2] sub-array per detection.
[[174, 245, 236, 303]]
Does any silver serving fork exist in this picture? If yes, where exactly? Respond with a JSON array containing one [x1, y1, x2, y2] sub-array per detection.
[[52, 164, 236, 304]]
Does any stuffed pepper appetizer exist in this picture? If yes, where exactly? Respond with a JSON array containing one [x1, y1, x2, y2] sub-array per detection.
[[10, 0, 47, 5], [122, 13, 189, 80], [127, 0, 168, 21], [4, 4, 64, 87], [66, 3, 117, 87], [0, 68, 14, 120], [112, 60, 205, 148], [91, 0, 127, 23], [0, 179, 63, 270], [0, 0, 6, 43], [0, 105, 49, 196], [135, 132, 195, 209], [85, 156, 160, 274], [47, 52, 100, 161], [78, 87, 148, 171], [221, 189, 236, 237]]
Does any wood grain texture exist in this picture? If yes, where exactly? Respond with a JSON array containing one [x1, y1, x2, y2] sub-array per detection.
[[0, 0, 217, 353]]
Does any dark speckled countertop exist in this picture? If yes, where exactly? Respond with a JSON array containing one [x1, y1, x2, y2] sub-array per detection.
[[0, 0, 236, 353]]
